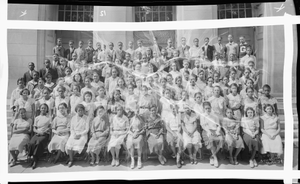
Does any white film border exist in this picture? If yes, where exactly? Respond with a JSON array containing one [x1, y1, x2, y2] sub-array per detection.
[[0, 2, 300, 184]]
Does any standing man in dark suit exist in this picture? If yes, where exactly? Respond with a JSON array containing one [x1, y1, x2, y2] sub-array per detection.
[[65, 40, 76, 61], [23, 62, 37, 85], [177, 37, 190, 58], [39, 59, 58, 83], [201, 37, 214, 62]]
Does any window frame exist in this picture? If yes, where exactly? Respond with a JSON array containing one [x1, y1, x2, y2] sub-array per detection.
[[133, 6, 176, 22], [58, 5, 94, 22], [217, 3, 253, 19]]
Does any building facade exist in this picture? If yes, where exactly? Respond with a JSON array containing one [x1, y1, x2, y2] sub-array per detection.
[[7, 3, 297, 98]]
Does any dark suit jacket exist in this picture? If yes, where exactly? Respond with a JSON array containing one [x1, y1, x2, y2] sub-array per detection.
[[202, 45, 214, 61], [65, 47, 76, 61], [23, 70, 36, 85], [39, 67, 58, 83]]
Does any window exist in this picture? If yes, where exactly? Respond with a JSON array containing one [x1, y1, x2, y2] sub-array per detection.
[[218, 4, 252, 19], [134, 6, 173, 22], [58, 5, 94, 22]]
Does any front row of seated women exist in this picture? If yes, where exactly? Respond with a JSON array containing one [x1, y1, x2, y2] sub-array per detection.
[[9, 101, 283, 169]]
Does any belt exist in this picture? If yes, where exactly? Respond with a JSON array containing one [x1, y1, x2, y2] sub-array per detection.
[[139, 106, 149, 109]]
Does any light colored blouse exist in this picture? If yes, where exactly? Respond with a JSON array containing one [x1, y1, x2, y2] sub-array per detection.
[[34, 115, 51, 133], [70, 114, 89, 136]]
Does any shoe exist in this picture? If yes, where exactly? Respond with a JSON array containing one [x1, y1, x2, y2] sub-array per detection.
[[130, 159, 135, 169], [32, 161, 37, 170], [162, 156, 167, 163], [214, 157, 219, 168], [137, 159, 142, 169], [233, 157, 239, 165], [65, 159, 70, 165], [115, 159, 120, 166], [229, 157, 234, 165], [253, 159, 258, 167], [158, 156, 164, 165], [89, 162, 94, 166], [95, 161, 99, 165], [180, 159, 184, 165], [194, 158, 198, 165], [190, 158, 194, 165], [249, 160, 254, 168], [9, 160, 16, 167], [68, 161, 73, 168], [111, 159, 115, 167], [209, 156, 214, 165], [30, 160, 34, 167], [176, 161, 182, 168]]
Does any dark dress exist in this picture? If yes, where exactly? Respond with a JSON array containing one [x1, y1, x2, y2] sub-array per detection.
[[27, 115, 51, 160]]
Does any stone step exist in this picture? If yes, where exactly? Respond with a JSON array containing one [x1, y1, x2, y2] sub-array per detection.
[[277, 108, 298, 115], [276, 97, 296, 102], [279, 121, 298, 130], [282, 138, 298, 148], [280, 129, 298, 139], [277, 102, 297, 108], [278, 114, 298, 121]]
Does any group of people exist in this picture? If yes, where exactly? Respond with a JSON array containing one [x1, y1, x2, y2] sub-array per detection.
[[8, 34, 283, 171]]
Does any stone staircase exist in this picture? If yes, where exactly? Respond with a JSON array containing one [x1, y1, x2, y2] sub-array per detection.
[[6, 98, 298, 147], [277, 97, 298, 148]]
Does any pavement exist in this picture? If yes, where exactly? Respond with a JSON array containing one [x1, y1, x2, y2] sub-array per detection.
[[8, 154, 284, 173]]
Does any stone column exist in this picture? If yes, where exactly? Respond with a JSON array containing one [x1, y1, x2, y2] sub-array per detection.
[[259, 2, 296, 97], [93, 6, 134, 49], [175, 6, 218, 47]]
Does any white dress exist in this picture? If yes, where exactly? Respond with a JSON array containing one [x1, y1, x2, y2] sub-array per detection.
[[9, 118, 32, 152], [107, 115, 129, 151], [65, 115, 89, 154], [261, 114, 283, 154], [181, 113, 201, 149], [48, 114, 71, 152]]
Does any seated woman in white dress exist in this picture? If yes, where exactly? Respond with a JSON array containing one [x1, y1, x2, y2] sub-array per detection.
[[181, 104, 202, 165], [9, 108, 33, 167], [200, 101, 224, 168], [146, 105, 166, 165], [241, 107, 260, 168], [107, 105, 130, 167], [208, 86, 226, 122], [48, 103, 71, 164], [65, 104, 89, 167], [222, 108, 244, 165], [165, 105, 184, 168], [260, 104, 283, 164], [87, 106, 110, 166], [126, 113, 145, 169]]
